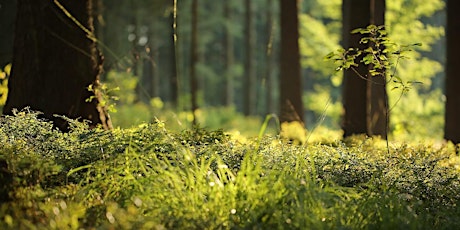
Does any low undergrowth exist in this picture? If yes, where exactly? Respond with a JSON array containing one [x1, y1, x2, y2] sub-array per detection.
[[0, 111, 460, 229]]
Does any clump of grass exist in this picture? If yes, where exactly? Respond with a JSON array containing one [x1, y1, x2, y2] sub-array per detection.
[[0, 111, 459, 229]]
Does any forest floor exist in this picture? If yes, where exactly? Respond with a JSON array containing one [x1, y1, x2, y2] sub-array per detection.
[[1, 111, 459, 229]]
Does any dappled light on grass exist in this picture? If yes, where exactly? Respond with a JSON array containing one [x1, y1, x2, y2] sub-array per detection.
[[0, 111, 459, 229]]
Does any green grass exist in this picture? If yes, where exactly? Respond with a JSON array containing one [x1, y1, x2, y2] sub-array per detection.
[[1, 111, 460, 229]]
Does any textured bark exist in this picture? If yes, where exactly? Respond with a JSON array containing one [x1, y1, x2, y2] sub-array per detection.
[[445, 0, 460, 145], [367, 0, 387, 138], [279, 0, 304, 123], [4, 0, 112, 130], [342, 0, 387, 139]]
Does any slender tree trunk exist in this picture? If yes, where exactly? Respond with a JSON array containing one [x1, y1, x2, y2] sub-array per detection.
[[4, 0, 112, 130], [265, 0, 276, 114], [342, 0, 387, 139], [342, 0, 369, 137], [244, 0, 256, 116], [129, 0, 139, 77], [148, 19, 160, 99], [169, 7, 179, 107], [224, 0, 234, 107], [190, 0, 199, 124], [279, 0, 304, 123], [367, 0, 387, 138], [445, 0, 460, 145], [138, 41, 156, 103]]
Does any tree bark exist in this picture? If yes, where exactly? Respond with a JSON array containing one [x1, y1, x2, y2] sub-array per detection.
[[342, 0, 387, 139], [445, 0, 460, 145], [367, 0, 387, 138], [4, 0, 112, 131], [190, 0, 199, 124], [279, 0, 304, 123]]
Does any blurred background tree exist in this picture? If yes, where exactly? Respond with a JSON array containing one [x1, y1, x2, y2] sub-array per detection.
[[445, 0, 460, 145]]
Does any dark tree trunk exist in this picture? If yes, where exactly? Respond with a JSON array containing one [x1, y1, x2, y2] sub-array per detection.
[[224, 0, 234, 107], [445, 0, 460, 145], [190, 0, 199, 124], [4, 0, 112, 130], [342, 0, 387, 139], [279, 0, 304, 123], [0, 0, 16, 67], [244, 0, 256, 116], [342, 0, 370, 137], [367, 0, 387, 138]]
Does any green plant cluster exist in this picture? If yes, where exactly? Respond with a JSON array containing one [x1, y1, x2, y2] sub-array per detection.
[[0, 64, 10, 108], [1, 111, 460, 229]]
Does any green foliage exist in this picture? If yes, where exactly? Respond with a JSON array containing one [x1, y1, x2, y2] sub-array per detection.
[[391, 89, 444, 140], [300, 0, 445, 139], [299, 0, 343, 130], [85, 70, 138, 114], [304, 85, 342, 129], [110, 98, 270, 137], [1, 112, 460, 229], [385, 0, 445, 140], [299, 14, 340, 78], [325, 23, 444, 141], [86, 82, 119, 113], [326, 25, 422, 94], [0, 64, 11, 108]]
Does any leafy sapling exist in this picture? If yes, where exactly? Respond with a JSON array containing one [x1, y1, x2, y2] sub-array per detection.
[[325, 24, 423, 104], [325, 25, 423, 151]]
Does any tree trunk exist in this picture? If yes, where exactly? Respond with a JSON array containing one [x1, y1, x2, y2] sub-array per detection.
[[168, 6, 179, 107], [279, 0, 304, 123], [244, 0, 256, 116], [342, 0, 370, 137], [4, 0, 112, 131], [190, 0, 199, 124], [129, 0, 139, 77], [367, 0, 387, 138], [265, 0, 276, 114], [342, 0, 387, 139], [445, 0, 460, 145], [224, 0, 234, 107], [0, 0, 16, 67], [138, 42, 156, 103]]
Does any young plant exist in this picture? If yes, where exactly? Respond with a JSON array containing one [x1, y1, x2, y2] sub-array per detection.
[[325, 25, 423, 150], [86, 81, 119, 113], [325, 25, 422, 109]]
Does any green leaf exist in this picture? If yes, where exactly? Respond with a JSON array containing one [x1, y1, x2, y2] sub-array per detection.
[[324, 52, 336, 60], [351, 28, 364, 34]]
